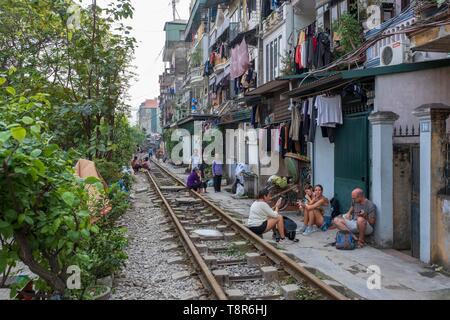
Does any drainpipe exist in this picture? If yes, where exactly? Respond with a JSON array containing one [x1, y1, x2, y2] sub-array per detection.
[[257, 0, 264, 86], [256, 0, 264, 194]]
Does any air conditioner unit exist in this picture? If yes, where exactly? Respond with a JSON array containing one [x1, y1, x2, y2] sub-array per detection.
[[380, 42, 410, 66]]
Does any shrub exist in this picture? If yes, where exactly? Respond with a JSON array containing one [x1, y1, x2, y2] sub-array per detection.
[[95, 159, 122, 186]]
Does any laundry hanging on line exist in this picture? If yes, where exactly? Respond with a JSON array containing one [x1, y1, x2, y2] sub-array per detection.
[[315, 94, 343, 128], [230, 38, 250, 80]]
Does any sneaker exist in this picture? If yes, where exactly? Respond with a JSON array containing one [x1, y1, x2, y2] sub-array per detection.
[[310, 225, 319, 234], [299, 225, 307, 233], [303, 226, 319, 236]]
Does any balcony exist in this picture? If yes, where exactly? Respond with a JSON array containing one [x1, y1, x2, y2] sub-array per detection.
[[247, 11, 259, 31], [229, 11, 259, 44], [184, 66, 204, 88], [409, 2, 450, 52], [159, 72, 175, 87], [210, 17, 230, 48], [214, 57, 230, 74], [263, 3, 287, 35], [229, 22, 241, 43]]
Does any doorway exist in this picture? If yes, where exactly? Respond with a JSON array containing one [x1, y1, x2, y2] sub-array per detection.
[[334, 113, 370, 211]]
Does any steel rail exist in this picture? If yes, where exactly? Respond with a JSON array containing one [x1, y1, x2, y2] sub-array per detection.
[[144, 170, 228, 300], [150, 159, 349, 300]]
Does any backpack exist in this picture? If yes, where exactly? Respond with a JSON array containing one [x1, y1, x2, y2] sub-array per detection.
[[272, 216, 298, 241], [330, 197, 341, 219], [335, 231, 356, 250], [283, 216, 298, 241]]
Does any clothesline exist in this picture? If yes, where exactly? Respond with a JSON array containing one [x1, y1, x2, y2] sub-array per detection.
[[291, 80, 356, 100]]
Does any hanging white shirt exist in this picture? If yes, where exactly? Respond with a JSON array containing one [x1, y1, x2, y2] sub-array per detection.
[[315, 95, 343, 128]]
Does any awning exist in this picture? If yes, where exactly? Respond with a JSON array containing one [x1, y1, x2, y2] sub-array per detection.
[[219, 108, 252, 126], [177, 114, 220, 127], [283, 58, 450, 99], [245, 79, 289, 96], [283, 73, 344, 99]]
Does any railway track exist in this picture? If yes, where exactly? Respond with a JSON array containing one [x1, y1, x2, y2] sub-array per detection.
[[145, 159, 348, 301]]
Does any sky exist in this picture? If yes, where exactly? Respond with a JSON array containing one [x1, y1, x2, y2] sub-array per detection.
[[84, 0, 192, 123], [125, 0, 191, 122]]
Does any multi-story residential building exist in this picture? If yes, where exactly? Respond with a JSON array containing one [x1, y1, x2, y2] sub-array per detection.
[[275, 0, 450, 267], [159, 20, 189, 129], [160, 0, 450, 269], [137, 99, 160, 134]]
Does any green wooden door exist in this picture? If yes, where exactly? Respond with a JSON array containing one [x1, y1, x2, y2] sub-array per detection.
[[334, 114, 370, 212]]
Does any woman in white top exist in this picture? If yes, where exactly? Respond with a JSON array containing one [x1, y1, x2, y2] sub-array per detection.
[[248, 189, 286, 242]]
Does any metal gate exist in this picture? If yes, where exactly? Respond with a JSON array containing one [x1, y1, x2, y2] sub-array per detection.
[[334, 113, 370, 211]]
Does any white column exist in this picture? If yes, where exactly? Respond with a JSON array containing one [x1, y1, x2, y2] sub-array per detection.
[[413, 103, 450, 264], [368, 111, 399, 248]]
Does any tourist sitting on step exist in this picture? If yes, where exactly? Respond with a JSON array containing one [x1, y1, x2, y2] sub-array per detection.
[[298, 184, 314, 233], [247, 189, 287, 244], [332, 188, 376, 248], [187, 168, 207, 193], [298, 185, 331, 236]]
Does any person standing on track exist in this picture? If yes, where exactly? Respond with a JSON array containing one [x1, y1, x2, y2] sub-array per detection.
[[212, 154, 223, 193]]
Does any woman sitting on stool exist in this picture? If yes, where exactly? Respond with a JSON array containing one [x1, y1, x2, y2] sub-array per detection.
[[187, 168, 207, 193]]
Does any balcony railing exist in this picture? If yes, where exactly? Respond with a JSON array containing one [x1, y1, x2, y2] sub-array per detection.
[[183, 66, 204, 87], [263, 3, 286, 34], [229, 22, 241, 43], [210, 17, 230, 47], [229, 12, 259, 44]]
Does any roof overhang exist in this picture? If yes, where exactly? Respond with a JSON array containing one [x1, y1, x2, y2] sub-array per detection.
[[245, 79, 290, 97], [177, 114, 220, 127], [283, 58, 450, 99]]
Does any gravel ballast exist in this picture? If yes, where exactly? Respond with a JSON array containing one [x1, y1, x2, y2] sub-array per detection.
[[111, 174, 205, 300]]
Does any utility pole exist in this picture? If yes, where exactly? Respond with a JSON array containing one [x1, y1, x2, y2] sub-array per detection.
[[172, 0, 177, 21]]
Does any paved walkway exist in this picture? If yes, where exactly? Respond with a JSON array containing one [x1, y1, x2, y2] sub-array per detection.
[[159, 161, 450, 300]]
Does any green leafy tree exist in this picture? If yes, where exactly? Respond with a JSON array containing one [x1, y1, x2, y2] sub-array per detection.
[[0, 0, 137, 164], [0, 0, 139, 298], [0, 84, 102, 295]]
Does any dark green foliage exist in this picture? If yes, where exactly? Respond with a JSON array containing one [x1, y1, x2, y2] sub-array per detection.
[[333, 12, 363, 57], [0, 0, 139, 299], [95, 159, 122, 186]]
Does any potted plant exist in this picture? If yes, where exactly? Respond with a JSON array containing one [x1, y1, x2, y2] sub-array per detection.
[[84, 284, 111, 300]]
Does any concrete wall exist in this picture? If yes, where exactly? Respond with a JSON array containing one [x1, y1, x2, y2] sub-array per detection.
[[435, 195, 450, 269], [375, 66, 450, 128], [313, 130, 335, 199], [393, 144, 413, 250]]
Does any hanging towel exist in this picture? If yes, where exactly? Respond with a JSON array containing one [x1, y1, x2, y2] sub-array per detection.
[[308, 97, 318, 143], [230, 38, 250, 79], [302, 100, 311, 140], [290, 103, 301, 141]]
